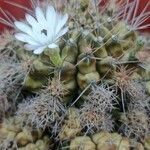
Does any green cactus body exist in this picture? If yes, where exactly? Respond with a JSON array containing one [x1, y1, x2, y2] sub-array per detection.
[[69, 132, 145, 150], [0, 117, 52, 150], [59, 108, 81, 140], [0, 0, 150, 149]]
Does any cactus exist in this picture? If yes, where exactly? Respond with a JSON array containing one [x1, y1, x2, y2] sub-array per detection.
[[69, 132, 145, 150], [145, 136, 150, 150], [0, 117, 52, 150], [59, 108, 81, 140], [16, 85, 66, 131], [0, 0, 150, 149]]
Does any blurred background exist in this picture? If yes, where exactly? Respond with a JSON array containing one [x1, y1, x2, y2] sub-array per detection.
[[0, 0, 31, 31], [0, 0, 149, 32]]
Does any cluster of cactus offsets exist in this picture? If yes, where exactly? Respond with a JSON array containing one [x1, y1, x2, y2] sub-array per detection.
[[0, 117, 52, 149], [0, 0, 150, 149], [69, 132, 146, 150]]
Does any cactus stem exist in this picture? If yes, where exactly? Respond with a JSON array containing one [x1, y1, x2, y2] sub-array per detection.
[[44, 48, 63, 67], [75, 54, 100, 68], [92, 32, 120, 54]]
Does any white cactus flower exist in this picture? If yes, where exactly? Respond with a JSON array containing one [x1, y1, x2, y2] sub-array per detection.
[[14, 6, 68, 54]]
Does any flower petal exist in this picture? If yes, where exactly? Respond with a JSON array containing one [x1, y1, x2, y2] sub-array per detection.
[[14, 5, 68, 55], [25, 14, 38, 27], [32, 28, 50, 45], [46, 29, 54, 42], [15, 33, 40, 46], [16, 15, 42, 43], [33, 46, 47, 54], [35, 7, 47, 28], [24, 44, 39, 51], [14, 21, 33, 35], [48, 43, 58, 49], [55, 14, 68, 35], [55, 27, 68, 40], [46, 6, 57, 34]]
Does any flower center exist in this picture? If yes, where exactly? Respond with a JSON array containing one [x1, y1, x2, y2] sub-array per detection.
[[41, 29, 47, 36]]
